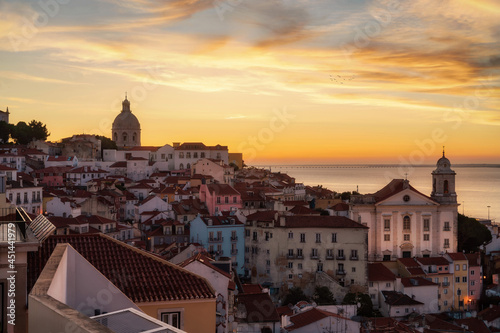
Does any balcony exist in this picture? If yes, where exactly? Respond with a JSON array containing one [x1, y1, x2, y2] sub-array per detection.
[[350, 256, 359, 261], [336, 255, 345, 260], [336, 270, 346, 275], [209, 237, 224, 243], [443, 227, 450, 231], [287, 254, 295, 259], [296, 254, 304, 259], [310, 254, 319, 260], [231, 249, 238, 255], [442, 282, 450, 286], [326, 254, 334, 260], [443, 244, 450, 248], [231, 236, 238, 241]]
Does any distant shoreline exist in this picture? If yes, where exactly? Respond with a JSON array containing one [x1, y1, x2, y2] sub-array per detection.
[[252, 164, 500, 168]]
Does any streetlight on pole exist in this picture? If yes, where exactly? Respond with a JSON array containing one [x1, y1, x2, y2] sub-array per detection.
[[488, 206, 491, 221]]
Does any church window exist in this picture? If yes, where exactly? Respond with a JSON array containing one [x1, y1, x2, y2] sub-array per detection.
[[443, 221, 450, 231], [423, 218, 430, 231], [384, 234, 390, 241], [201, 152, 205, 158], [194, 152, 198, 158], [186, 152, 191, 158], [187, 163, 191, 169], [179, 163, 184, 169], [424, 234, 429, 241], [179, 152, 184, 158], [384, 219, 390, 231], [132, 132, 136, 142], [123, 133, 127, 142], [403, 216, 411, 230], [404, 234, 410, 241], [444, 180, 449, 194]]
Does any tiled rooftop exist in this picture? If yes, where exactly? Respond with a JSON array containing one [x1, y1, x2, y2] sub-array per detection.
[[368, 263, 396, 281], [28, 234, 215, 303]]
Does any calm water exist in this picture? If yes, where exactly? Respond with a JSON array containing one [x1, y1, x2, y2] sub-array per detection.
[[254, 165, 500, 222]]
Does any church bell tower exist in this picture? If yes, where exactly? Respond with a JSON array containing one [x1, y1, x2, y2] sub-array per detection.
[[431, 148, 457, 204]]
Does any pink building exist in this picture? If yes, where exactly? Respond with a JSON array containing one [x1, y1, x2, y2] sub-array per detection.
[[465, 252, 482, 310], [199, 183, 242, 215], [32, 166, 72, 187]]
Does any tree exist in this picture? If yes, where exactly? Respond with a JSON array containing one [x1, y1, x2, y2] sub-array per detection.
[[10, 120, 50, 144], [96, 135, 117, 153], [0, 121, 12, 143], [28, 120, 50, 141], [342, 292, 375, 317], [458, 213, 492, 252], [282, 287, 309, 306], [312, 286, 336, 305], [229, 162, 239, 171]]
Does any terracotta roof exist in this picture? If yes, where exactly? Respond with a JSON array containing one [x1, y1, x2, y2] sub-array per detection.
[[284, 216, 368, 229], [283, 200, 308, 207], [398, 258, 420, 267], [286, 308, 348, 331], [0, 164, 17, 171], [455, 318, 491, 333], [204, 183, 240, 196], [109, 161, 127, 168], [175, 142, 227, 151], [46, 155, 75, 162], [236, 293, 279, 323], [127, 146, 160, 152], [68, 166, 108, 174], [479, 304, 500, 322], [362, 317, 417, 333], [446, 252, 467, 261], [28, 234, 215, 303], [289, 205, 320, 215], [200, 216, 243, 226], [368, 263, 396, 281], [381, 291, 423, 306], [332, 202, 349, 211], [241, 284, 264, 294], [465, 253, 481, 266], [415, 257, 450, 266], [401, 277, 438, 287], [76, 215, 116, 225], [32, 166, 73, 174], [276, 305, 294, 317], [407, 267, 426, 275]]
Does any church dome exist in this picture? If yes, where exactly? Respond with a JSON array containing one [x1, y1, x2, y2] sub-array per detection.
[[112, 98, 141, 130], [433, 150, 454, 173]]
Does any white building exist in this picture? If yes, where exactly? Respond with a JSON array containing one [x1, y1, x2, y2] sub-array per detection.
[[6, 179, 43, 214], [174, 142, 229, 170], [191, 158, 234, 184], [46, 196, 82, 218], [350, 153, 458, 261]]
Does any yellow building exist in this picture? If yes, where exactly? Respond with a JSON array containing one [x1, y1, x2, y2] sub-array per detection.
[[445, 252, 469, 310]]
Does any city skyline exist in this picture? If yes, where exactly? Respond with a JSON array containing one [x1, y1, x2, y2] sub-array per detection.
[[1, 0, 499, 164]]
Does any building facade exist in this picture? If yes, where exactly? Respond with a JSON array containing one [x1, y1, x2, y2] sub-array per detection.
[[112, 97, 141, 148], [350, 153, 459, 261]]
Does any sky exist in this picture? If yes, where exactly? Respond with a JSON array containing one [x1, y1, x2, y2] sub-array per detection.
[[0, 0, 499, 164]]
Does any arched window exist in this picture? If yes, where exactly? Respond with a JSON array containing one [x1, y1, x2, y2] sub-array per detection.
[[444, 180, 449, 194], [114, 132, 118, 141], [403, 215, 411, 230], [179, 163, 184, 169], [123, 133, 128, 142], [132, 132, 136, 142]]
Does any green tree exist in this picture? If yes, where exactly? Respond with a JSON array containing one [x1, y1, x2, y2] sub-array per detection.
[[28, 120, 50, 141], [0, 121, 12, 143], [342, 292, 375, 317], [458, 213, 492, 252], [312, 286, 336, 305], [96, 135, 117, 153], [282, 287, 309, 306]]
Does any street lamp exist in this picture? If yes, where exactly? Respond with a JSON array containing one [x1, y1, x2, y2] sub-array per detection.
[[487, 206, 491, 220]]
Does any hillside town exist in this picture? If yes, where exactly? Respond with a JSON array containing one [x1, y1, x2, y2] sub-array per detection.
[[1, 100, 499, 333]]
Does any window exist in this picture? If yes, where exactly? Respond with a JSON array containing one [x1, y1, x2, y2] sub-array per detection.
[[338, 249, 344, 259], [245, 229, 250, 237], [404, 234, 410, 241], [317, 263, 323, 272], [231, 231, 237, 241], [455, 277, 460, 283], [351, 249, 358, 259], [444, 221, 450, 231], [332, 233, 337, 243], [456, 264, 460, 271], [217, 196, 221, 204], [424, 234, 430, 241], [384, 219, 390, 231], [471, 290, 475, 295], [179, 152, 184, 158], [444, 288, 448, 294], [298, 263, 303, 269], [161, 311, 181, 328], [288, 274, 293, 279], [369, 282, 374, 287], [352, 267, 356, 273], [201, 152, 205, 158], [233, 196, 237, 203], [288, 249, 294, 257], [288, 232, 293, 239], [444, 300, 448, 306], [225, 196, 229, 204], [311, 248, 318, 258], [444, 239, 450, 248], [266, 260, 271, 266], [471, 280, 475, 286], [326, 249, 333, 258], [316, 233, 321, 243], [245, 246, 249, 253], [252, 231, 257, 241], [300, 233, 306, 243], [462, 276, 467, 283], [403, 216, 410, 230], [288, 262, 293, 269], [471, 270, 475, 276], [423, 218, 430, 231], [186, 152, 191, 158], [297, 249, 303, 258], [384, 234, 390, 241], [463, 264, 467, 271], [193, 152, 198, 158]]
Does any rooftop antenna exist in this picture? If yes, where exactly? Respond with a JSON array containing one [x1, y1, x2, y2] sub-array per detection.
[[442, 146, 445, 157]]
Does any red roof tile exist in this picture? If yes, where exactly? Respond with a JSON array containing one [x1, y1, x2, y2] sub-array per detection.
[[479, 304, 500, 322], [28, 234, 215, 303], [289, 205, 320, 215], [286, 308, 347, 331], [205, 183, 240, 196], [284, 216, 368, 229], [179, 253, 232, 279], [415, 257, 450, 266], [401, 277, 438, 287], [246, 210, 278, 222], [236, 293, 279, 323], [446, 252, 467, 261], [368, 263, 396, 281], [382, 291, 423, 306]]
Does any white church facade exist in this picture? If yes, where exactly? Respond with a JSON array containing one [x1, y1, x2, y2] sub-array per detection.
[[350, 152, 458, 261]]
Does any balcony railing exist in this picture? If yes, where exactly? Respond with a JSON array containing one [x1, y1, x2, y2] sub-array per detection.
[[209, 237, 224, 243], [310, 254, 319, 260], [443, 227, 451, 231], [336, 255, 345, 260], [231, 236, 238, 241], [336, 270, 346, 275], [326, 254, 334, 260], [296, 254, 304, 259], [350, 256, 359, 261], [442, 282, 450, 286], [231, 249, 238, 255], [444, 244, 450, 248], [287, 254, 295, 259]]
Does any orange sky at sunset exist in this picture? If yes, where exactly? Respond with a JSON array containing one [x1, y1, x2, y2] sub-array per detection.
[[0, 0, 499, 164]]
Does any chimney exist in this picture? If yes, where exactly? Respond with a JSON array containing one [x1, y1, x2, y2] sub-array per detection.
[[34, 178, 38, 187]]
